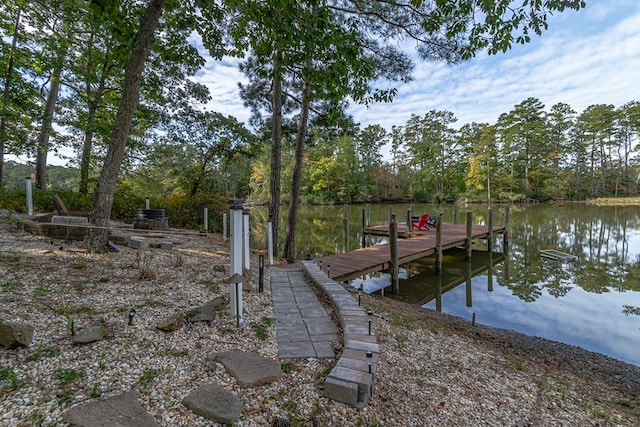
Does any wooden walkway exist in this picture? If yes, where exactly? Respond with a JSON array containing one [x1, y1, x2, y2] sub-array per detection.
[[316, 223, 505, 282]]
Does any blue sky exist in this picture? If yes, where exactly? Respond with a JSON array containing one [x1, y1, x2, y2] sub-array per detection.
[[24, 0, 640, 166], [198, 0, 640, 131]]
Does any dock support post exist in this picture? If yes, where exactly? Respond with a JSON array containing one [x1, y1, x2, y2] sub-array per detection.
[[361, 208, 366, 248], [487, 251, 494, 292], [204, 207, 208, 232], [465, 260, 472, 308], [390, 214, 399, 294], [406, 210, 412, 233], [487, 207, 493, 252], [503, 205, 510, 249], [366, 203, 371, 227], [466, 211, 473, 261], [343, 215, 349, 253], [435, 273, 443, 313], [453, 205, 458, 224], [389, 206, 393, 223], [435, 213, 443, 274]]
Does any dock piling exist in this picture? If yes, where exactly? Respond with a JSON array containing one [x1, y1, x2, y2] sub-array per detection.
[[435, 213, 443, 274], [390, 214, 399, 294], [466, 211, 473, 261], [488, 207, 493, 252]]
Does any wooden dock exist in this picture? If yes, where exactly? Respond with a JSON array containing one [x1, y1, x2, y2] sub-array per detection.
[[316, 223, 505, 282]]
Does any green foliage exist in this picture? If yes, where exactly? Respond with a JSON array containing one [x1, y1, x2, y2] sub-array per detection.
[[0, 365, 25, 391], [139, 368, 162, 388], [55, 368, 84, 386], [163, 192, 228, 230]]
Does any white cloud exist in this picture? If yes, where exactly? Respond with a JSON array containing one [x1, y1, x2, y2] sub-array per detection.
[[348, 2, 640, 130]]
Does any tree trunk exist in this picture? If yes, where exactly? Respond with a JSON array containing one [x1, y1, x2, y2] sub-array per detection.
[[86, 0, 166, 249], [284, 61, 312, 263], [35, 66, 62, 189], [0, 8, 21, 188], [269, 49, 283, 258]]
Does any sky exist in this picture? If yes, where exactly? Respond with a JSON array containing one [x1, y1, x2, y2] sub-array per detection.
[[197, 0, 640, 132], [19, 0, 640, 167]]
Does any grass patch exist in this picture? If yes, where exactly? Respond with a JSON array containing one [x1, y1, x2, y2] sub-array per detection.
[[1, 366, 26, 391], [139, 368, 162, 388], [387, 310, 418, 330], [55, 368, 84, 386], [0, 279, 22, 292]]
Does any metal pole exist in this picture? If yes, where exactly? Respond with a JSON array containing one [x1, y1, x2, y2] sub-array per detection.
[[25, 177, 33, 216], [229, 200, 244, 321], [267, 216, 274, 265], [223, 211, 228, 241], [243, 209, 250, 274], [145, 197, 150, 209], [204, 207, 208, 231]]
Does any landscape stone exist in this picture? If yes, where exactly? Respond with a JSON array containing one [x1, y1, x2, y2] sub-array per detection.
[[206, 295, 229, 310], [186, 305, 216, 323], [0, 321, 34, 348], [155, 312, 183, 332], [209, 351, 281, 386], [182, 383, 242, 423], [63, 390, 160, 426], [73, 326, 106, 344]]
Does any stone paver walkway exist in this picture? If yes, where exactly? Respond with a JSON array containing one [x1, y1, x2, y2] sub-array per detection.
[[271, 268, 339, 358]]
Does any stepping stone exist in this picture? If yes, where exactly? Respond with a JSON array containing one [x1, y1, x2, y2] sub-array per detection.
[[209, 351, 281, 386], [73, 326, 107, 345], [182, 383, 242, 424], [63, 390, 159, 426]]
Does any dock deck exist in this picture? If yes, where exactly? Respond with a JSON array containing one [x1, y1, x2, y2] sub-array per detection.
[[316, 223, 505, 282]]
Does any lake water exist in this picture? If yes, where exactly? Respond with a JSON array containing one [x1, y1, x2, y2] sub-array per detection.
[[249, 202, 640, 366]]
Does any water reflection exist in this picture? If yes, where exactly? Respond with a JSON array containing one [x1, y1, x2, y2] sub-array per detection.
[[249, 203, 640, 366]]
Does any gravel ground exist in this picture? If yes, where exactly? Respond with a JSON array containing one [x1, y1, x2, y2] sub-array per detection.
[[1, 209, 639, 426]]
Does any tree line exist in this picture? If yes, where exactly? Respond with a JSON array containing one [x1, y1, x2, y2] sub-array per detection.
[[1, 0, 590, 256]]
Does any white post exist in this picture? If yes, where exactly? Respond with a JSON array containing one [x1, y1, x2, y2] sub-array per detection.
[[25, 177, 33, 216], [204, 207, 208, 231], [145, 197, 150, 209], [229, 201, 244, 321], [267, 216, 274, 265], [223, 211, 228, 241], [242, 209, 250, 273]]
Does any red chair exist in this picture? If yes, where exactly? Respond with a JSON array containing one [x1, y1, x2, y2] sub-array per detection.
[[411, 213, 430, 231]]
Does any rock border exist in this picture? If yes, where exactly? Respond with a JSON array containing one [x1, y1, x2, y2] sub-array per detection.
[[301, 260, 377, 408]]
